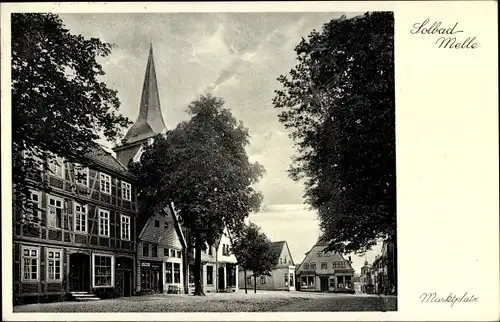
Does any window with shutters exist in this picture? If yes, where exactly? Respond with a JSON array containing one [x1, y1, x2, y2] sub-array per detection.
[[21, 246, 39, 281], [47, 195, 63, 228]]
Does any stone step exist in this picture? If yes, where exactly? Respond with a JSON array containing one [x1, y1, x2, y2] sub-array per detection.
[[71, 293, 97, 297], [75, 297, 101, 301]]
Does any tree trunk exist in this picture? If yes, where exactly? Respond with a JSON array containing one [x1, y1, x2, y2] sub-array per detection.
[[253, 275, 257, 294], [244, 270, 247, 294], [193, 233, 205, 296], [183, 246, 189, 295]]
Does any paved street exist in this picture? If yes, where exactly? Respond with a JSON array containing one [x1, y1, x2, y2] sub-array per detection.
[[14, 291, 397, 312]]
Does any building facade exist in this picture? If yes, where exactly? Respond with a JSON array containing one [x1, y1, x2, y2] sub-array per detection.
[[359, 260, 374, 293], [13, 147, 138, 304], [295, 241, 355, 293], [239, 241, 296, 291], [185, 226, 239, 294], [136, 206, 186, 294], [369, 240, 396, 295]]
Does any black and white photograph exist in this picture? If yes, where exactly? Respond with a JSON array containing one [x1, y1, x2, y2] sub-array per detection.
[[2, 2, 498, 321], [9, 9, 396, 313]]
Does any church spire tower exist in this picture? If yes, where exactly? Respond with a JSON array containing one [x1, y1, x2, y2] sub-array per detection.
[[114, 43, 167, 166]]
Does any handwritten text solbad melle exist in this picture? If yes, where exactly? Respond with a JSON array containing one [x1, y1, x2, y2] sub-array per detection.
[[411, 18, 479, 49]]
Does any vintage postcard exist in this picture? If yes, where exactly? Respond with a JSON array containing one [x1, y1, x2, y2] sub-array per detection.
[[1, 1, 498, 321]]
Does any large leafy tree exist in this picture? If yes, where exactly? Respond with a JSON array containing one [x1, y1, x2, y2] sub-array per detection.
[[231, 222, 279, 294], [12, 13, 131, 214], [273, 12, 396, 290], [130, 94, 265, 296]]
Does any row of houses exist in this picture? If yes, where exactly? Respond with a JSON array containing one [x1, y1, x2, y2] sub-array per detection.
[[359, 240, 396, 295], [13, 45, 357, 305], [13, 45, 240, 305]]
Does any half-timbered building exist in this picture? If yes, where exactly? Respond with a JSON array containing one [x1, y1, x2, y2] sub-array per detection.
[[13, 147, 138, 304]]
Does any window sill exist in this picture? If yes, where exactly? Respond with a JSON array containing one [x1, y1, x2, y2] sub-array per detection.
[[93, 285, 114, 288], [21, 280, 40, 283], [47, 280, 63, 283]]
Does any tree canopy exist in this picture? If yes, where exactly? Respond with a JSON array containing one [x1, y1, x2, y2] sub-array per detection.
[[12, 13, 131, 195], [130, 94, 265, 295], [231, 222, 279, 293], [273, 12, 395, 255]]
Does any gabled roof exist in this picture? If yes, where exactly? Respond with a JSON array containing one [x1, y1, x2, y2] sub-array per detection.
[[138, 205, 185, 249], [122, 44, 166, 146], [296, 243, 355, 275], [271, 241, 295, 266], [86, 145, 134, 179]]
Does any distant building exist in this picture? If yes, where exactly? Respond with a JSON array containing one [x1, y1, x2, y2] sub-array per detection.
[[238, 241, 296, 291], [370, 240, 396, 295], [295, 241, 355, 293], [359, 259, 374, 293], [185, 226, 239, 294]]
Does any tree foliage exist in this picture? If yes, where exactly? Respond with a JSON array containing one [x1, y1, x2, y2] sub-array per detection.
[[130, 94, 265, 295], [11, 13, 131, 203], [231, 222, 279, 293], [273, 12, 395, 256]]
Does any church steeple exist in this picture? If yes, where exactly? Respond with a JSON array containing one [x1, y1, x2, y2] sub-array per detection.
[[123, 43, 166, 144], [114, 44, 167, 166]]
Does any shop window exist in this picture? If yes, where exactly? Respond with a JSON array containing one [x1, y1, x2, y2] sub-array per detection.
[[174, 263, 181, 283], [165, 262, 173, 283], [93, 254, 113, 287]]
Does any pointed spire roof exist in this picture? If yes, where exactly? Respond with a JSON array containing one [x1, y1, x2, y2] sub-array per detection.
[[122, 43, 166, 145]]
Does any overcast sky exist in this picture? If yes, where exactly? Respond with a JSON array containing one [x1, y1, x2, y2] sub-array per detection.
[[59, 12, 381, 273]]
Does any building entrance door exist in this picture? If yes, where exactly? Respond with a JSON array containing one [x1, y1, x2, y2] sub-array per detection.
[[69, 253, 90, 292], [218, 266, 225, 291], [320, 277, 329, 292]]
